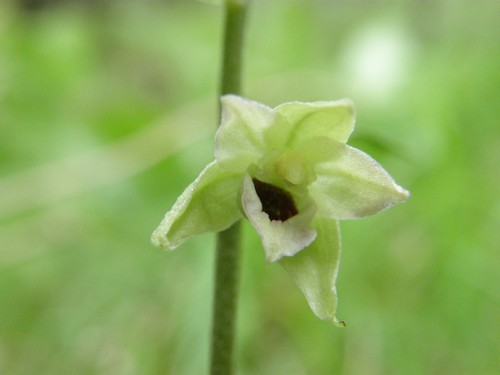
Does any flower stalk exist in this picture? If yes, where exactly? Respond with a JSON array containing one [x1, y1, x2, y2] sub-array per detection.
[[210, 1, 248, 374], [220, 0, 247, 95]]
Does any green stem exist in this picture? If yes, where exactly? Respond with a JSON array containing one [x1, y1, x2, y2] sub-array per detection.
[[220, 0, 248, 96], [210, 1, 248, 375], [210, 222, 242, 375]]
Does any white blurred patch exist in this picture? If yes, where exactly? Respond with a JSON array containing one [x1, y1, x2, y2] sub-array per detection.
[[339, 22, 415, 102]]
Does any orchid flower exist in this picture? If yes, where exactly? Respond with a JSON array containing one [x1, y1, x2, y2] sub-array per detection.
[[152, 95, 409, 324]]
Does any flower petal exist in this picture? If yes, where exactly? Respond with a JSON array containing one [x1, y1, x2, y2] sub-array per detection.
[[215, 95, 276, 172], [267, 99, 355, 149], [280, 217, 343, 324], [151, 161, 242, 249], [241, 174, 316, 262], [310, 143, 409, 219]]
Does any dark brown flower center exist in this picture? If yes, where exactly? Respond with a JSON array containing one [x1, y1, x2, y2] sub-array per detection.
[[252, 178, 298, 221]]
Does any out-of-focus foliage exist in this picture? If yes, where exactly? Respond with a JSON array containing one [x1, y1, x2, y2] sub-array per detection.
[[0, 0, 498, 374]]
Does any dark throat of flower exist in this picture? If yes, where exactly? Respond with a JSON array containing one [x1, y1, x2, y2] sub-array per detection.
[[252, 178, 298, 221]]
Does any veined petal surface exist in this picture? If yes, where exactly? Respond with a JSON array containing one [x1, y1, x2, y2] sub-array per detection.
[[215, 95, 276, 172], [151, 161, 242, 249], [280, 217, 343, 324], [267, 99, 355, 149], [310, 143, 409, 220]]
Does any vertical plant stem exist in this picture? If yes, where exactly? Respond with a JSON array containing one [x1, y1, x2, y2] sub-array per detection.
[[210, 1, 248, 375], [211, 222, 242, 375], [220, 0, 247, 95]]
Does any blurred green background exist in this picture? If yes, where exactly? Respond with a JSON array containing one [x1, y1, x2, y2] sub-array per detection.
[[0, 0, 498, 374]]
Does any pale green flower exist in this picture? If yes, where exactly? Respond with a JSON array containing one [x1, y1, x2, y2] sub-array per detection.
[[152, 95, 409, 324]]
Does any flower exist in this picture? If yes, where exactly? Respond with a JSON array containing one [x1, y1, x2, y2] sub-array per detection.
[[152, 95, 409, 324]]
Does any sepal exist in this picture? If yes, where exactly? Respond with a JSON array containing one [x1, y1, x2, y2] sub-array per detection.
[[215, 95, 276, 173], [310, 143, 409, 219], [151, 161, 242, 249], [267, 99, 355, 149], [280, 217, 343, 324]]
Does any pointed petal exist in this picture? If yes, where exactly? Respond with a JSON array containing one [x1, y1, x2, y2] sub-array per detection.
[[215, 95, 276, 172], [310, 143, 410, 220], [267, 99, 355, 149], [280, 217, 343, 324], [241, 174, 316, 262], [151, 161, 242, 249]]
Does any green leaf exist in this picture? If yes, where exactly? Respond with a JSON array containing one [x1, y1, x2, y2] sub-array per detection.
[[310, 143, 409, 219], [151, 161, 242, 249], [280, 217, 343, 324]]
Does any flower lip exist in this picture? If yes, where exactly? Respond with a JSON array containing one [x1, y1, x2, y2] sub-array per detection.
[[252, 178, 298, 221]]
